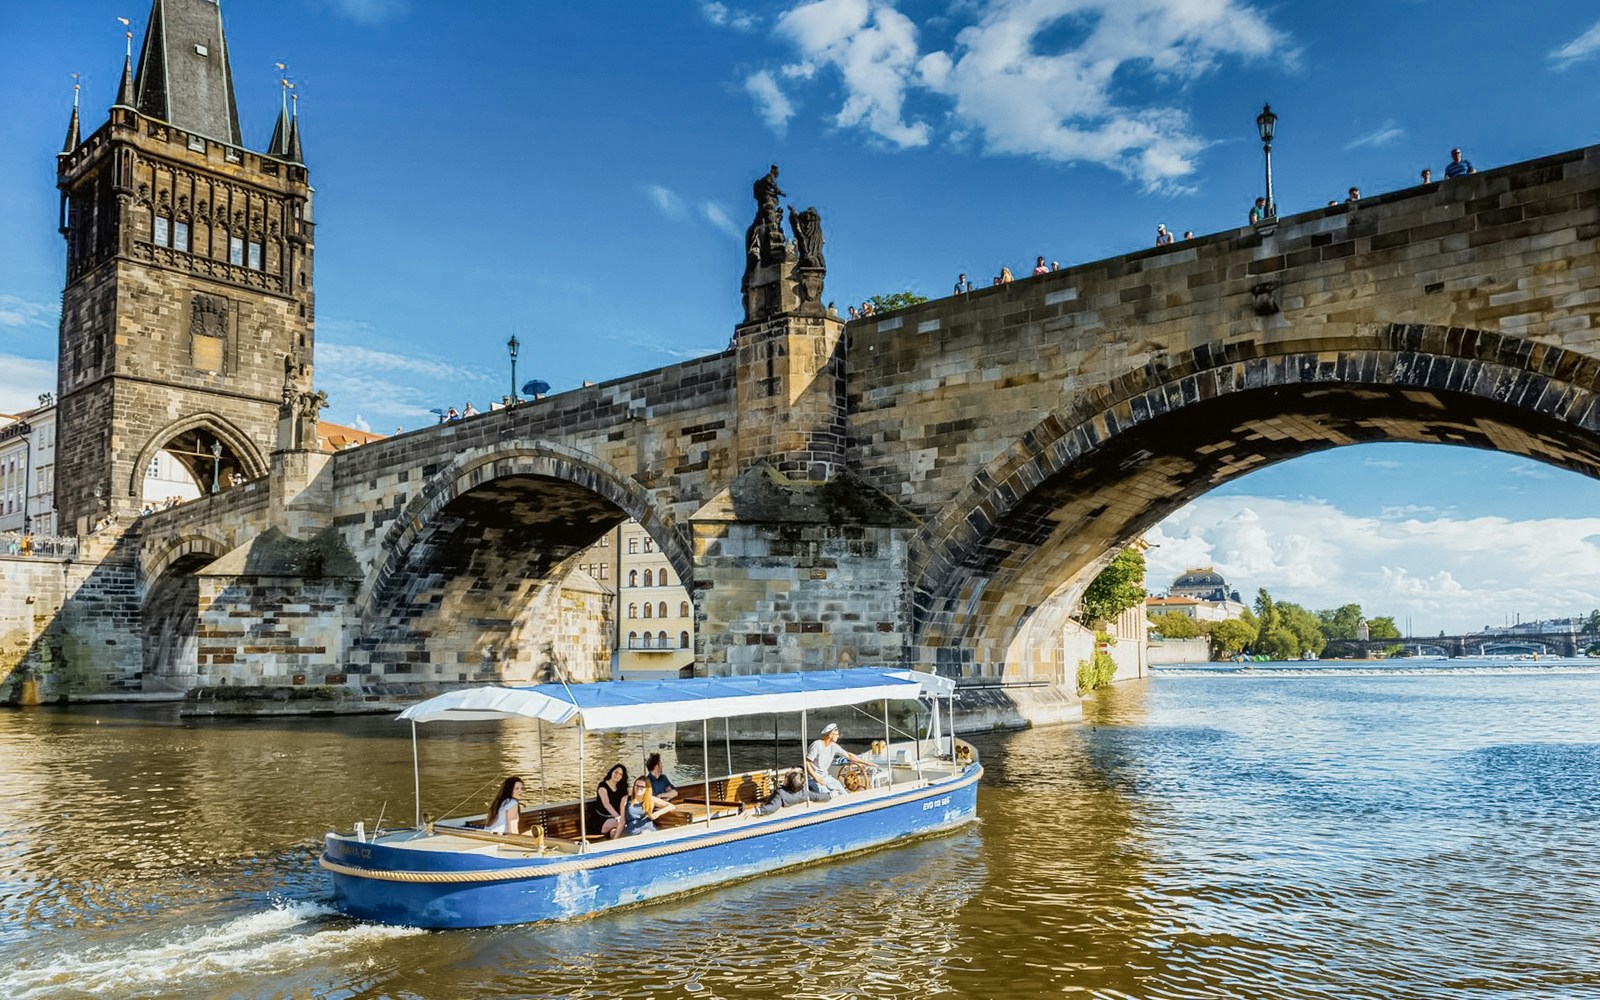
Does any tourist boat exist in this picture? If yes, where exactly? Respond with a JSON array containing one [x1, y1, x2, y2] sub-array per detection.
[[320, 667, 980, 928]]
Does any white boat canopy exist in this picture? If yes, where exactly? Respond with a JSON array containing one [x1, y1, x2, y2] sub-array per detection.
[[397, 667, 955, 732]]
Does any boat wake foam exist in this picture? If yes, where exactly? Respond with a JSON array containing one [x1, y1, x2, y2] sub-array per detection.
[[0, 899, 423, 999]]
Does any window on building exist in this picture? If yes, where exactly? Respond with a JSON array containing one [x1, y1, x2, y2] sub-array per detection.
[[597, 535, 609, 547], [642, 604, 652, 619], [248, 240, 263, 270], [154, 216, 170, 247], [642, 633, 653, 649], [627, 630, 638, 647], [596, 564, 608, 580], [661, 570, 673, 586], [658, 630, 669, 647], [229, 236, 244, 265], [643, 569, 653, 587], [627, 603, 637, 619], [174, 221, 190, 252], [679, 631, 690, 649], [147, 458, 161, 479], [628, 569, 637, 587], [680, 601, 690, 617], [658, 601, 668, 618], [627, 538, 638, 554], [643, 538, 654, 553]]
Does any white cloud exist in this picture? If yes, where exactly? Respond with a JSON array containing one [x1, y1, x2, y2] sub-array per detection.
[[0, 294, 58, 329], [644, 184, 687, 219], [1146, 495, 1600, 634], [350, 413, 372, 432], [1344, 119, 1405, 150], [1551, 19, 1600, 68], [703, 201, 743, 238], [316, 341, 492, 383], [323, 0, 408, 24], [745, 70, 796, 133], [700, 1, 758, 30], [0, 354, 56, 414], [777, 0, 929, 148], [756, 0, 1285, 189]]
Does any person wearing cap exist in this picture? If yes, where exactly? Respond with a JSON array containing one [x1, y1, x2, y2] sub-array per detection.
[[805, 722, 876, 797]]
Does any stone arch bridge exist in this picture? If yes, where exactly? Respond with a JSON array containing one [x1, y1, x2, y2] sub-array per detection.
[[38, 144, 1600, 696]]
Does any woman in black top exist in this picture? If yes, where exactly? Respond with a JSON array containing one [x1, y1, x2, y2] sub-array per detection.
[[593, 764, 629, 839]]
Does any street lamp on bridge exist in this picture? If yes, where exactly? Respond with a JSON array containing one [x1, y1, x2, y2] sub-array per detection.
[[209, 439, 223, 495], [1256, 103, 1278, 218], [507, 333, 522, 406]]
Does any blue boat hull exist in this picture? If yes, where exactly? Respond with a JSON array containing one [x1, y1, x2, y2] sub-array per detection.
[[323, 767, 981, 928]]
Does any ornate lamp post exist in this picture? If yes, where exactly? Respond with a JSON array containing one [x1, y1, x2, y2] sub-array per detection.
[[507, 334, 521, 405], [209, 439, 223, 495], [1256, 103, 1278, 218]]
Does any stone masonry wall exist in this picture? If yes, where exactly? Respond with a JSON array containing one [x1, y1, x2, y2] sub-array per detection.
[[0, 550, 142, 701]]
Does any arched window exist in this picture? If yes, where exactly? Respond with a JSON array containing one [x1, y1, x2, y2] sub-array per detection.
[[643, 569, 653, 587], [642, 632, 654, 648], [628, 570, 638, 587], [658, 601, 668, 618], [643, 604, 653, 619], [627, 603, 637, 619], [679, 631, 690, 649], [658, 630, 669, 647], [661, 570, 673, 586], [679, 601, 690, 618], [627, 630, 638, 647], [643, 538, 654, 553]]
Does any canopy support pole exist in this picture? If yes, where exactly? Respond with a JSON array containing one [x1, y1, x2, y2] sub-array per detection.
[[883, 700, 892, 788], [701, 718, 712, 826], [537, 719, 547, 805], [800, 710, 810, 810], [411, 720, 421, 828], [577, 722, 589, 851], [725, 718, 733, 780]]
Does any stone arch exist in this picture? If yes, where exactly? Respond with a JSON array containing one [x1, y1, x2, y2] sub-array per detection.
[[909, 323, 1600, 676], [127, 412, 269, 500], [140, 533, 228, 692], [141, 532, 228, 584], [357, 439, 692, 620]]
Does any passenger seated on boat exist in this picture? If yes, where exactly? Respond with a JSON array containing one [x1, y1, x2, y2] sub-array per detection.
[[644, 752, 679, 802], [592, 764, 630, 839], [806, 722, 876, 797], [755, 769, 828, 816], [484, 776, 524, 835], [623, 777, 675, 835]]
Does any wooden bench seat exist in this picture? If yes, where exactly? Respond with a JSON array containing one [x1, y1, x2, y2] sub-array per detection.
[[677, 771, 776, 814]]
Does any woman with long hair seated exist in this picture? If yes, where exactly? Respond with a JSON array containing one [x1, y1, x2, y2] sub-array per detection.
[[484, 776, 524, 835], [623, 776, 674, 836], [592, 764, 629, 839]]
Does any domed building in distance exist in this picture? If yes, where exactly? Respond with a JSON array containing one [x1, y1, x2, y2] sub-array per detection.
[[1147, 567, 1248, 622]]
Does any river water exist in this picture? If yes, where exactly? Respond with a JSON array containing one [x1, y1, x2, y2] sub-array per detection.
[[2, 661, 1599, 999]]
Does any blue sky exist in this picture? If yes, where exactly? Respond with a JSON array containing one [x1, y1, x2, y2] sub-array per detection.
[[4, 0, 1600, 634]]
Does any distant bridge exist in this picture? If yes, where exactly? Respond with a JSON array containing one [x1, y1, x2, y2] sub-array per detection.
[[1330, 632, 1595, 658]]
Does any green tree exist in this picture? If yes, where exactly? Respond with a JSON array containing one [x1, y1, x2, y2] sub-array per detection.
[[1278, 601, 1328, 658], [1075, 632, 1119, 693], [1077, 548, 1148, 626], [1581, 609, 1600, 634], [1317, 603, 1364, 640], [868, 291, 930, 313], [1367, 616, 1402, 639], [1148, 611, 1201, 639], [1209, 617, 1258, 659]]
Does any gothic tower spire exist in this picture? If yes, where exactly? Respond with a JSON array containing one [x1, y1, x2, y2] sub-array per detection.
[[116, 20, 136, 108], [287, 95, 304, 164], [61, 80, 81, 155], [132, 0, 244, 145]]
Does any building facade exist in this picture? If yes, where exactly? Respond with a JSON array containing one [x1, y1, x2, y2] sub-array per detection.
[[576, 519, 695, 680], [0, 401, 58, 538]]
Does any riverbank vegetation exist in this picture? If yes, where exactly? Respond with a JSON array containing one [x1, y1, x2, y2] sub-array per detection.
[[1148, 590, 1405, 661]]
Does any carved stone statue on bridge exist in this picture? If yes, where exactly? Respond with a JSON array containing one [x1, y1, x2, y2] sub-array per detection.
[[741, 165, 829, 323]]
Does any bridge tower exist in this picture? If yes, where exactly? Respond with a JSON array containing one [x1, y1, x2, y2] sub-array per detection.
[[53, 0, 315, 533]]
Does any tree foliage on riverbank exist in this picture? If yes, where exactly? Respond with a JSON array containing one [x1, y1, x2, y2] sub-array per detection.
[[1078, 548, 1148, 626], [1147, 589, 1408, 661]]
